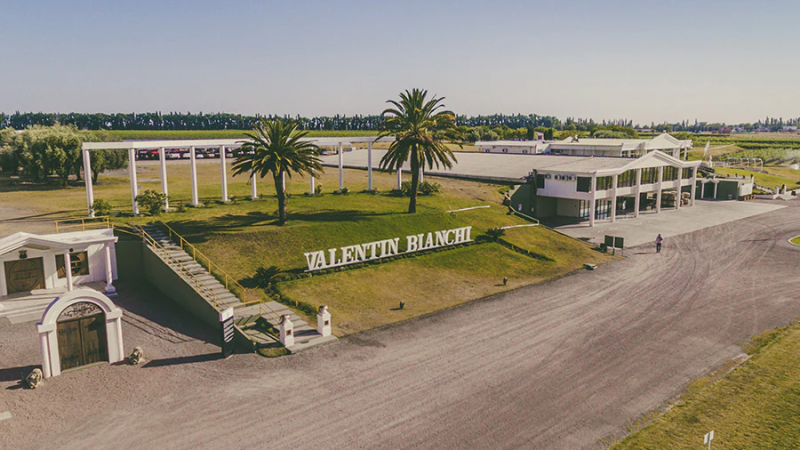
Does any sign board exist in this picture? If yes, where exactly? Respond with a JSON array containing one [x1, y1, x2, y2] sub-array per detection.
[[303, 226, 473, 272], [704, 430, 714, 444], [604, 235, 614, 247], [614, 236, 624, 249], [220, 307, 235, 358]]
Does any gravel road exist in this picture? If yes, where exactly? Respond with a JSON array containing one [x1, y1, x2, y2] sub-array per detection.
[[3, 201, 800, 450]]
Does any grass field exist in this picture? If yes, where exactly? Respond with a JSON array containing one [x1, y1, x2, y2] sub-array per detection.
[[611, 323, 800, 449], [711, 166, 800, 189]]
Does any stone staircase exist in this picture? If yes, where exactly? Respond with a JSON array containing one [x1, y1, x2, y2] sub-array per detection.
[[139, 225, 335, 353]]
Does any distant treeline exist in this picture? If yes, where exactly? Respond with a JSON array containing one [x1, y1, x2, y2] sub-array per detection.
[[2, 111, 799, 136]]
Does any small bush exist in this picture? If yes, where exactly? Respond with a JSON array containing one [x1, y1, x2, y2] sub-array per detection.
[[254, 265, 283, 290], [91, 199, 112, 217], [314, 183, 323, 195], [334, 187, 349, 195], [419, 181, 441, 195], [134, 190, 169, 215], [485, 227, 506, 242]]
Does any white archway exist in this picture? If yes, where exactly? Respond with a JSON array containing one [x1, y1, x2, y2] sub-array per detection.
[[36, 289, 124, 378]]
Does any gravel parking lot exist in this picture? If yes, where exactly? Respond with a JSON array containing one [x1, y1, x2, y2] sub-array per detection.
[[2, 200, 800, 450]]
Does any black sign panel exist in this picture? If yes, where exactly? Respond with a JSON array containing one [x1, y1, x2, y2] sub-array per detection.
[[221, 316, 235, 357], [614, 237, 624, 249], [604, 235, 614, 247]]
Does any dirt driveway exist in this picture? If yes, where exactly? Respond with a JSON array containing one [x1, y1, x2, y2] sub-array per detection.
[[2, 201, 800, 450]]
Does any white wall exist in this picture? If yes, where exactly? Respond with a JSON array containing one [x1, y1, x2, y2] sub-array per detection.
[[557, 198, 582, 217]]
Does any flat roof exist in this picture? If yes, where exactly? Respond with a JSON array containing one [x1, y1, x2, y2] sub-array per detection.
[[82, 136, 393, 151]]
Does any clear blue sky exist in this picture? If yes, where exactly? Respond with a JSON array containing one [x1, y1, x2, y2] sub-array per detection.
[[1, 0, 798, 124]]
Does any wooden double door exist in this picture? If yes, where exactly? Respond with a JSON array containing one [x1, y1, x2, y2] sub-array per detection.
[[57, 313, 108, 371], [4, 257, 45, 294]]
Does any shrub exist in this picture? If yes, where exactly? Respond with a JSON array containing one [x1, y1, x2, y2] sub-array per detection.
[[400, 181, 413, 196], [419, 181, 441, 195], [485, 227, 506, 242], [134, 190, 169, 215], [334, 187, 349, 195], [314, 183, 323, 195], [254, 265, 283, 290], [91, 199, 112, 217]]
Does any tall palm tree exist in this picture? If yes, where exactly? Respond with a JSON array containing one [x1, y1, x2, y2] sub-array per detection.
[[377, 88, 462, 213], [232, 118, 322, 225]]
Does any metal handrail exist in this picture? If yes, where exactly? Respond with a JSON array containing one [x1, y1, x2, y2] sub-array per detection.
[[153, 221, 281, 323], [136, 225, 233, 311], [55, 216, 111, 234], [155, 221, 255, 303]]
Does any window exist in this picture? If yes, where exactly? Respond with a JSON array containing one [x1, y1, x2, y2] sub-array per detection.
[[502, 148, 508, 153], [682, 167, 693, 179], [535, 174, 546, 189], [576, 177, 592, 192], [617, 170, 636, 188], [640, 167, 658, 184], [663, 166, 678, 181], [56, 251, 89, 278], [596, 176, 613, 191]]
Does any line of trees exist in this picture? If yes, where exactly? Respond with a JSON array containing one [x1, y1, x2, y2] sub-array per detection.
[[0, 125, 127, 185]]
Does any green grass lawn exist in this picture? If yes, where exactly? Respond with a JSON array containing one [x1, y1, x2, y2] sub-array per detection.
[[611, 323, 800, 449], [711, 166, 800, 189], [790, 236, 800, 246]]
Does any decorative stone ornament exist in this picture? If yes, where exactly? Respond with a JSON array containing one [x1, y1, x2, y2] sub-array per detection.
[[317, 305, 331, 337], [25, 368, 43, 389], [279, 314, 294, 347], [128, 347, 144, 365]]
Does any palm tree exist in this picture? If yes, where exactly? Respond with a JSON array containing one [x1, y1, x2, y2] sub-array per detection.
[[377, 89, 463, 213], [232, 118, 322, 225]]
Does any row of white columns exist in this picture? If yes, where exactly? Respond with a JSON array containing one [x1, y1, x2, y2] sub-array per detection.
[[83, 141, 397, 216], [588, 166, 698, 227]]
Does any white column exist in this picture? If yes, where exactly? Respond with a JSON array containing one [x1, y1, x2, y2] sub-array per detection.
[[676, 167, 683, 209], [128, 149, 139, 215], [700, 182, 706, 199], [367, 141, 373, 190], [396, 168, 403, 189], [64, 251, 73, 291], [281, 171, 286, 192], [419, 167, 424, 183], [690, 166, 698, 206], [656, 166, 663, 213], [309, 175, 315, 195], [83, 149, 94, 217], [589, 175, 597, 227], [610, 173, 618, 223], [634, 168, 642, 218], [338, 142, 344, 191], [190, 146, 199, 206], [104, 244, 116, 296], [39, 331, 52, 378], [158, 147, 169, 210], [220, 146, 228, 202], [251, 173, 258, 199], [713, 181, 718, 199]]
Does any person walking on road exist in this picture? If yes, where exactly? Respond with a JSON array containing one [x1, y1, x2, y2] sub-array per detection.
[[655, 234, 663, 253]]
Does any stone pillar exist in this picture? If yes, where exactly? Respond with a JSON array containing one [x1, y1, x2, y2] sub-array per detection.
[[190, 146, 199, 206], [700, 181, 705, 199], [419, 167, 424, 183], [251, 173, 258, 199], [676, 167, 683, 209], [656, 166, 663, 213], [589, 175, 597, 227], [64, 251, 73, 291], [279, 314, 294, 347], [104, 244, 116, 296], [338, 142, 344, 191], [281, 171, 286, 193], [397, 168, 403, 189], [83, 149, 94, 217], [690, 166, 698, 206], [610, 173, 618, 223], [317, 305, 331, 337], [128, 149, 139, 215], [713, 181, 718, 199], [220, 146, 228, 202], [634, 168, 642, 218], [39, 330, 52, 378], [367, 141, 373, 190], [309, 175, 315, 195], [158, 147, 169, 210]]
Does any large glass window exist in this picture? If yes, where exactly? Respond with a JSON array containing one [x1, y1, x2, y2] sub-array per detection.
[[576, 177, 592, 192], [682, 167, 693, 179], [641, 167, 658, 184], [596, 176, 613, 191], [617, 170, 636, 188], [663, 166, 678, 181]]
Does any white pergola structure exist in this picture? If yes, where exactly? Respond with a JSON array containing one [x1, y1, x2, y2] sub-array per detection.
[[81, 136, 394, 216]]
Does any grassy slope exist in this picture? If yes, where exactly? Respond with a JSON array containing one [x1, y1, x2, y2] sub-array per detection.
[[712, 166, 800, 189], [612, 324, 800, 449]]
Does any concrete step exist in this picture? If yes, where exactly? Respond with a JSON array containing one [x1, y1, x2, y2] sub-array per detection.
[[286, 334, 337, 353]]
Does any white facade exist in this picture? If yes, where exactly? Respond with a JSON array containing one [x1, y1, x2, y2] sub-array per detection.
[[475, 140, 548, 155], [477, 133, 691, 159], [0, 229, 118, 298]]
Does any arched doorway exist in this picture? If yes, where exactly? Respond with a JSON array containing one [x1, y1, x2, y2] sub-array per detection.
[[37, 289, 124, 378], [56, 302, 109, 371]]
